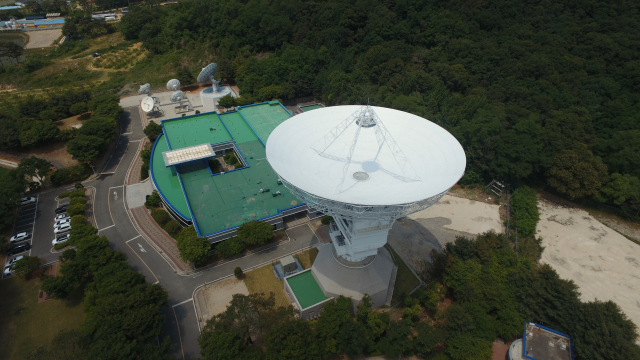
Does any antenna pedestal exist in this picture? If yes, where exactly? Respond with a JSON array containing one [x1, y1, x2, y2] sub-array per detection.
[[311, 243, 397, 309], [329, 217, 394, 262]]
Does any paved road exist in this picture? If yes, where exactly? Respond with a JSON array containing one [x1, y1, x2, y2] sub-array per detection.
[[8, 106, 319, 359]]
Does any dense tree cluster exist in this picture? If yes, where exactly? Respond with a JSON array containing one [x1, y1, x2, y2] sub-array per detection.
[[0, 168, 28, 231], [38, 216, 171, 360], [122, 0, 640, 218]]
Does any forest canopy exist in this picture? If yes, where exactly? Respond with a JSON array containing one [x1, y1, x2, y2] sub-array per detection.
[[121, 0, 640, 217]]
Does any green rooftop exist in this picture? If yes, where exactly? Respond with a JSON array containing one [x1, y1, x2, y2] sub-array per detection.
[[299, 104, 324, 112], [163, 112, 232, 149], [150, 134, 191, 219], [286, 270, 328, 309], [236, 103, 291, 144], [150, 102, 300, 237]]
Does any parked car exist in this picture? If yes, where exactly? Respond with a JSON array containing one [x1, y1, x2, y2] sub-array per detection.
[[54, 223, 72, 234], [5, 255, 24, 269], [20, 196, 36, 205], [55, 214, 70, 221], [55, 204, 69, 214], [52, 234, 70, 245], [4, 265, 16, 276], [10, 232, 30, 243], [7, 242, 30, 256], [54, 218, 71, 228]]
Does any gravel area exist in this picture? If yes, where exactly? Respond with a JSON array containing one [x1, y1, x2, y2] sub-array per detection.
[[24, 29, 62, 49], [537, 199, 640, 337]]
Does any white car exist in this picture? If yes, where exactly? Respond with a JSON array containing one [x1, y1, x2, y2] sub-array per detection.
[[10, 232, 30, 243], [55, 214, 70, 221], [54, 223, 72, 234], [20, 196, 36, 205], [5, 255, 23, 269], [4, 265, 16, 276], [54, 218, 71, 228], [52, 234, 70, 245]]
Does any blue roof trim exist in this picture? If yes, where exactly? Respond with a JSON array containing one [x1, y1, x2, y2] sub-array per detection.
[[522, 322, 575, 360], [277, 100, 293, 116], [215, 111, 235, 141], [236, 108, 266, 147], [149, 134, 191, 220], [174, 164, 202, 237]]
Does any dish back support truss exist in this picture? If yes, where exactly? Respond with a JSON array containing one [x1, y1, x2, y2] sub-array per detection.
[[278, 176, 448, 222], [309, 105, 420, 194]]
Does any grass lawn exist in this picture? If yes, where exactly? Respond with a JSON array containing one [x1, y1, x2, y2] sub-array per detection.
[[386, 244, 422, 305], [295, 247, 318, 269], [0, 272, 85, 360], [244, 247, 319, 308]]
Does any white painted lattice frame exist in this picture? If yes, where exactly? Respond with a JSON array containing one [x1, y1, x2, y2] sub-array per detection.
[[278, 176, 449, 222]]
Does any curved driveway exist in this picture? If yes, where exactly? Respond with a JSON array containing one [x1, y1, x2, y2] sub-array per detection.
[[70, 107, 318, 359]]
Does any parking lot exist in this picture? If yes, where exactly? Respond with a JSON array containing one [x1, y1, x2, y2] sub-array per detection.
[[3, 187, 77, 278]]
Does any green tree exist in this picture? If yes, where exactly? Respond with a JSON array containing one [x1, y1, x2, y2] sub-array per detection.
[[69, 102, 88, 115], [176, 66, 195, 86], [17, 156, 53, 185], [265, 320, 322, 360], [217, 94, 236, 109], [16, 118, 60, 148], [0, 114, 20, 149], [595, 173, 640, 206], [511, 186, 540, 237], [378, 320, 414, 358], [143, 121, 163, 141], [176, 226, 210, 264], [0, 169, 27, 230], [215, 237, 245, 258], [13, 256, 41, 278], [547, 143, 609, 199], [237, 221, 273, 246], [67, 135, 105, 162]]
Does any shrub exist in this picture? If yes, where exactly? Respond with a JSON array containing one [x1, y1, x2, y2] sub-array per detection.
[[70, 196, 87, 207], [51, 168, 71, 187], [54, 241, 73, 250], [59, 188, 85, 199], [75, 182, 83, 189], [176, 226, 210, 265], [70, 215, 87, 228], [321, 216, 333, 225], [164, 220, 181, 235], [234, 266, 243, 278], [216, 237, 245, 258], [143, 122, 162, 141], [67, 203, 86, 217], [141, 163, 149, 181], [140, 148, 151, 181], [511, 186, 540, 237], [145, 190, 162, 208], [60, 248, 76, 261], [237, 221, 273, 246], [151, 209, 171, 227]]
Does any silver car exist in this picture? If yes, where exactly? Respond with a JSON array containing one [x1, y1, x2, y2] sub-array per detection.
[[10, 232, 30, 243]]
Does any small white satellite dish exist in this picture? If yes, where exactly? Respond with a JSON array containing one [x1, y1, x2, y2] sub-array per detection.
[[138, 83, 151, 94], [170, 90, 185, 102], [167, 79, 180, 91], [141, 96, 155, 113]]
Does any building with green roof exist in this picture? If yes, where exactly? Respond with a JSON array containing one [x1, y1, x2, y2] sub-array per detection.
[[149, 101, 316, 241]]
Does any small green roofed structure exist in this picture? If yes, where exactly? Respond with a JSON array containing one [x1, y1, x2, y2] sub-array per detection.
[[284, 269, 331, 320], [297, 103, 324, 114]]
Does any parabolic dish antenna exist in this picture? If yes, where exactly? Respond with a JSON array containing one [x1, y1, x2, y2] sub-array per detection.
[[140, 96, 155, 113], [266, 105, 466, 208], [138, 83, 151, 94], [166, 79, 180, 91], [170, 90, 185, 102], [197, 63, 218, 83]]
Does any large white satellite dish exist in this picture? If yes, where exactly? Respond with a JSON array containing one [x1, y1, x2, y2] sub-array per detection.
[[141, 96, 155, 113]]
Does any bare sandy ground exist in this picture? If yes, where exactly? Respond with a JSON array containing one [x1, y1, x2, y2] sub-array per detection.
[[388, 194, 503, 272], [24, 29, 62, 49], [537, 200, 640, 335], [198, 277, 249, 326]]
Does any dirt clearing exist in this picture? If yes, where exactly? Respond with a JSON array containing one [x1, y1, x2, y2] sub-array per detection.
[[24, 29, 62, 49], [537, 200, 640, 336], [388, 194, 503, 272], [196, 277, 249, 327]]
